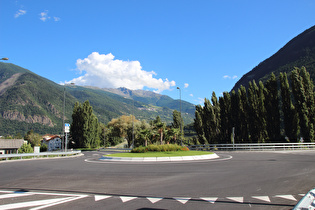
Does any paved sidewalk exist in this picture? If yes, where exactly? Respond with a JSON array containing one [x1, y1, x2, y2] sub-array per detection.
[[99, 153, 219, 162]]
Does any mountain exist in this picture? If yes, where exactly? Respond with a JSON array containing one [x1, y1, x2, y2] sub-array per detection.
[[232, 25, 315, 91], [0, 62, 195, 136]]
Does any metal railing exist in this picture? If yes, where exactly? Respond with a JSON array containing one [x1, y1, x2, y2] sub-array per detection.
[[189, 143, 315, 151], [0, 150, 82, 161]]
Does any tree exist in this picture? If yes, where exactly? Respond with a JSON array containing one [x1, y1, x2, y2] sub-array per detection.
[[172, 110, 183, 144], [107, 115, 141, 148], [153, 116, 166, 145], [24, 130, 41, 147], [265, 73, 281, 142], [194, 104, 207, 144], [280, 72, 298, 141], [70, 100, 100, 148], [219, 92, 231, 143], [18, 143, 33, 153], [291, 67, 313, 141]]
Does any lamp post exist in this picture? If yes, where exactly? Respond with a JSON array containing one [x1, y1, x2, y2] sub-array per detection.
[[177, 87, 182, 146], [1, 58, 9, 60]]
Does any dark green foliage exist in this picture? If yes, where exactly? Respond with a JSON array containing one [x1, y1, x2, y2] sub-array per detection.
[[265, 73, 281, 142], [279, 72, 298, 141], [70, 100, 100, 148], [195, 67, 315, 143]]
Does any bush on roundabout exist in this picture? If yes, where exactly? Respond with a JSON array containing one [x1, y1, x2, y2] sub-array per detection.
[[131, 144, 189, 153]]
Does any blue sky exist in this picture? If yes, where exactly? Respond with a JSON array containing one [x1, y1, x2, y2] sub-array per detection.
[[1, 0, 315, 105]]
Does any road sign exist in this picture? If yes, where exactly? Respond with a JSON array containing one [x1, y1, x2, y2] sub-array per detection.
[[65, 123, 70, 133]]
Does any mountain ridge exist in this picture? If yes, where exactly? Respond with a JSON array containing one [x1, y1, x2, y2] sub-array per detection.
[[0, 63, 195, 136], [232, 25, 315, 91]]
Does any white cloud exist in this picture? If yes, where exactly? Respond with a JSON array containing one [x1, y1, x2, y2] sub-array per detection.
[[14, 9, 26, 18], [223, 75, 238, 80], [39, 10, 50, 21], [53, 17, 61, 21], [66, 52, 176, 93], [189, 93, 193, 97], [184, 83, 189, 88]]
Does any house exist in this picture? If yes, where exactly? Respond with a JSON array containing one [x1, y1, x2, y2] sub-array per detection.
[[0, 139, 25, 154], [42, 135, 62, 151]]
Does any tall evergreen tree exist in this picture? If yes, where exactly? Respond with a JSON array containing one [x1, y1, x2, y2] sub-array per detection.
[[291, 68, 312, 141], [238, 85, 249, 142], [279, 72, 298, 141], [219, 92, 231, 143], [194, 104, 207, 144], [70, 100, 100, 148], [265, 73, 281, 142]]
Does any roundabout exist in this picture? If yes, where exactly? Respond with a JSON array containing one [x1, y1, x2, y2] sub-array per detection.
[[99, 153, 220, 162]]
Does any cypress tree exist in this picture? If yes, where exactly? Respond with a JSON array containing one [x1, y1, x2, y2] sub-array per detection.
[[238, 85, 249, 142], [194, 105, 207, 144], [291, 68, 311, 141], [219, 92, 231, 143], [265, 73, 281, 142], [70, 100, 100, 148], [247, 81, 260, 142], [279, 72, 298, 141]]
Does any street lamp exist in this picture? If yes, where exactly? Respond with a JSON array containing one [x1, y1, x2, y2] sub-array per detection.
[[1, 58, 9, 60], [177, 87, 182, 146]]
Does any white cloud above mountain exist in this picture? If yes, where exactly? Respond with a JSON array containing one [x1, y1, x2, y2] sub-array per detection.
[[66, 52, 176, 93]]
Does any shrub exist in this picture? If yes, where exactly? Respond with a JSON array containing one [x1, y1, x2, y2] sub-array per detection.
[[131, 144, 189, 153], [18, 143, 34, 153]]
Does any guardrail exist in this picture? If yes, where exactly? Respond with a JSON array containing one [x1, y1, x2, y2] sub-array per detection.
[[189, 143, 315, 151], [0, 150, 82, 161]]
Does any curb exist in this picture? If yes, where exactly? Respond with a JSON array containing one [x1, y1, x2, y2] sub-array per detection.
[[100, 153, 219, 162]]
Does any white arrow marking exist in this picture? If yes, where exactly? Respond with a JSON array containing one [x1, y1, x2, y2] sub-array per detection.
[[95, 195, 112, 201], [274, 195, 297, 201], [252, 196, 271, 202], [120, 196, 137, 203], [173, 197, 191, 204], [200, 197, 218, 203], [147, 197, 163, 203], [226, 197, 244, 203]]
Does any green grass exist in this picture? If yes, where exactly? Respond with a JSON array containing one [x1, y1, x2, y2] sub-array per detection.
[[106, 151, 213, 158]]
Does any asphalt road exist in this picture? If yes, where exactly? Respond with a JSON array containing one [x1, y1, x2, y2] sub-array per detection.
[[0, 150, 315, 210]]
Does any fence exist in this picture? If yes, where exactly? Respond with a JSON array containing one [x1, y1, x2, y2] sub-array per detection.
[[189, 143, 315, 151], [0, 150, 82, 161]]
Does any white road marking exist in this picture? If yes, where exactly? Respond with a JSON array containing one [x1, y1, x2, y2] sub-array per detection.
[[0, 197, 70, 210], [0, 193, 34, 199], [252, 196, 271, 202], [226, 197, 244, 203], [174, 197, 191, 204], [274, 195, 297, 201], [200, 197, 218, 203], [120, 196, 137, 203], [147, 197, 163, 203], [30, 195, 88, 210], [95, 195, 112, 201]]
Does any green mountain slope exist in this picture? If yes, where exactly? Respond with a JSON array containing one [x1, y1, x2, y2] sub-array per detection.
[[232, 25, 315, 91], [0, 63, 195, 136]]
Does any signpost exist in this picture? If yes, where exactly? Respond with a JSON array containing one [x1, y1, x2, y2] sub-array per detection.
[[65, 123, 70, 152]]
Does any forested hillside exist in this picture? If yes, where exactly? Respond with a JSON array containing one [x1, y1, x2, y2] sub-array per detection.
[[0, 63, 195, 136], [195, 67, 315, 144], [233, 25, 315, 91]]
